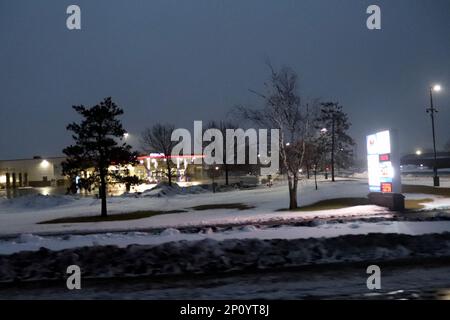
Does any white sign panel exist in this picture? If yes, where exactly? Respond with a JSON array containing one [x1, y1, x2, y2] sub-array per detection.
[[366, 130, 401, 193]]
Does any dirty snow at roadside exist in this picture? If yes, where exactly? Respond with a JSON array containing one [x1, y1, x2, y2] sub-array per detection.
[[1, 220, 450, 255]]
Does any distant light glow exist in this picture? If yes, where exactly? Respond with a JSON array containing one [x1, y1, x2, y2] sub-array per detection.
[[40, 160, 50, 168], [432, 84, 442, 92], [40, 187, 51, 196], [416, 150, 422, 156], [123, 132, 129, 139]]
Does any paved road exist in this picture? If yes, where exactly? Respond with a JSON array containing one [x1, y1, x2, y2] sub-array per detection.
[[1, 259, 449, 300]]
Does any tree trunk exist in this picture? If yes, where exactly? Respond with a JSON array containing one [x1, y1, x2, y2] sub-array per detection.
[[306, 163, 310, 179], [331, 115, 335, 182], [225, 164, 229, 185], [314, 169, 318, 190], [167, 163, 172, 186], [288, 176, 298, 209], [99, 171, 107, 217]]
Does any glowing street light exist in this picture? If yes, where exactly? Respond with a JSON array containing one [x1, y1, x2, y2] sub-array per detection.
[[433, 84, 442, 92], [415, 149, 422, 156], [123, 132, 129, 139]]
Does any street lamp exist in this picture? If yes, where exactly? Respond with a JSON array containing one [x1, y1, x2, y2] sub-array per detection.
[[123, 132, 129, 139], [433, 84, 442, 92], [415, 149, 422, 156], [426, 84, 442, 186]]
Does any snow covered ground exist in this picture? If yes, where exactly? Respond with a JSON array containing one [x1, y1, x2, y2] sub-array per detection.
[[1, 175, 450, 252], [1, 175, 450, 292], [0, 179, 389, 236]]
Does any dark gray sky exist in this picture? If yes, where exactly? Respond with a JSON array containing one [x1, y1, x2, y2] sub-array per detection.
[[1, 0, 449, 160]]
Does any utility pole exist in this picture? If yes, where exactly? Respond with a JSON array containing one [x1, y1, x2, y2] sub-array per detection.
[[331, 107, 336, 182]]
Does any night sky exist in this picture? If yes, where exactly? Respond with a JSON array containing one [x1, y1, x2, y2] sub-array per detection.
[[1, 0, 449, 160]]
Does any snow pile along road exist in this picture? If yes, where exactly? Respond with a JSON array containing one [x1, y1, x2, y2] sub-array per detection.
[[136, 182, 209, 197], [2, 220, 450, 255], [1, 232, 450, 283]]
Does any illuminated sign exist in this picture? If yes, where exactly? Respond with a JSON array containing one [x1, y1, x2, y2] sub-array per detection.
[[366, 130, 401, 193], [381, 182, 392, 193]]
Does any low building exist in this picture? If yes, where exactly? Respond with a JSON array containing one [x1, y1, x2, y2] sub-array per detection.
[[0, 154, 206, 189], [0, 153, 262, 191], [136, 153, 206, 183], [0, 156, 67, 188]]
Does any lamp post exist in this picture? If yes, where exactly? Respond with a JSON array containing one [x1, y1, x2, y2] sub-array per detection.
[[426, 84, 441, 187], [212, 166, 219, 193]]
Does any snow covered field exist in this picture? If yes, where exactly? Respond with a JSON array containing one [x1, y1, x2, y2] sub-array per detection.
[[0, 179, 387, 236], [1, 176, 450, 255], [1, 175, 450, 292]]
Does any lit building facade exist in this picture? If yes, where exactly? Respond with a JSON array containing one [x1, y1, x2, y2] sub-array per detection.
[[0, 153, 261, 191], [136, 153, 206, 183], [0, 156, 66, 188], [0, 154, 206, 189]]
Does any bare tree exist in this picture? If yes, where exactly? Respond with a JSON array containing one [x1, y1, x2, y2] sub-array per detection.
[[141, 124, 176, 186], [236, 64, 315, 209]]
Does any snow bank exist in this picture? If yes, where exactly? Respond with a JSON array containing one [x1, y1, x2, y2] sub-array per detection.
[[138, 182, 208, 197], [160, 228, 181, 236], [1, 232, 450, 283], [2, 219, 450, 255]]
